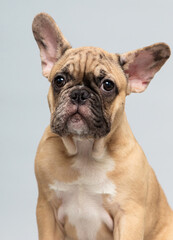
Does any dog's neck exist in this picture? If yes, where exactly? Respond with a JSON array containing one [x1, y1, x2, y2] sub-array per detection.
[[62, 136, 102, 160], [62, 112, 136, 161]]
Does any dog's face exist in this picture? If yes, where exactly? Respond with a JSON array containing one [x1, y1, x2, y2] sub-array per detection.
[[48, 47, 127, 138], [32, 13, 170, 139]]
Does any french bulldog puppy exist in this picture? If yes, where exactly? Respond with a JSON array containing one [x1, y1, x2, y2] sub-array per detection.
[[32, 13, 173, 240]]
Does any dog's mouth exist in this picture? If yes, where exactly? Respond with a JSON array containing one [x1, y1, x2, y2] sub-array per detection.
[[67, 112, 89, 135], [50, 97, 110, 138], [69, 113, 83, 124]]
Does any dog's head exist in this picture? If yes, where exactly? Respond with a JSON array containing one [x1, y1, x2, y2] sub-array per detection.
[[32, 13, 170, 139]]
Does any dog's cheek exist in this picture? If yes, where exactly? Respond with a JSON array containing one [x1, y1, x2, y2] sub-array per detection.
[[51, 94, 79, 136], [47, 87, 56, 114], [50, 97, 70, 135], [88, 102, 111, 138], [109, 94, 126, 130], [50, 111, 66, 136]]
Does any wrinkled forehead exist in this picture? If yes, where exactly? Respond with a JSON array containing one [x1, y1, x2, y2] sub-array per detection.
[[50, 47, 120, 81]]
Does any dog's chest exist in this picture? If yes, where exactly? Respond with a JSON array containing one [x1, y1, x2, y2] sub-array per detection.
[[50, 147, 116, 240]]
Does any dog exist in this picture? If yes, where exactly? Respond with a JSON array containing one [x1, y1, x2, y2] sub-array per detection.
[[32, 12, 173, 240]]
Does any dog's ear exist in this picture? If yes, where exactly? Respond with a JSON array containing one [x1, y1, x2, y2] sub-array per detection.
[[32, 13, 71, 78], [120, 43, 170, 94]]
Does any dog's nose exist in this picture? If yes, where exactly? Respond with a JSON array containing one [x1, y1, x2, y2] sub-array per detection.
[[70, 89, 91, 105]]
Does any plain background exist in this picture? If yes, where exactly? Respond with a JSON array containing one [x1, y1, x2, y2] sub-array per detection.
[[1, 0, 173, 239]]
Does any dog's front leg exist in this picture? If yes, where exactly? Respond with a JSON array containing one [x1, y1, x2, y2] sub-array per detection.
[[36, 194, 64, 240], [114, 202, 144, 240]]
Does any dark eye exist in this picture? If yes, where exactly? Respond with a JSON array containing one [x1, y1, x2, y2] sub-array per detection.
[[53, 75, 66, 89], [101, 80, 115, 92]]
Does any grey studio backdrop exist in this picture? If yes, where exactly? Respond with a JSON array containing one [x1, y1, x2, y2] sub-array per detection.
[[1, 0, 173, 239]]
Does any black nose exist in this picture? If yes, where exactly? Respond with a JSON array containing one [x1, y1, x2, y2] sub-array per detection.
[[70, 89, 91, 105]]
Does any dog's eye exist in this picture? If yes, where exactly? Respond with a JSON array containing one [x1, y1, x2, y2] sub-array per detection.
[[101, 80, 115, 92], [53, 75, 66, 88]]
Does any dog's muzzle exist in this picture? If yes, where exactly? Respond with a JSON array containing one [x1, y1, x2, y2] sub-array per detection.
[[50, 86, 110, 138]]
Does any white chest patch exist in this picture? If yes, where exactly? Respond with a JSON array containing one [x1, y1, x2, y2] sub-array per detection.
[[49, 139, 116, 240]]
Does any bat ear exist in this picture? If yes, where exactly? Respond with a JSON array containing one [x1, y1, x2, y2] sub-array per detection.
[[32, 13, 71, 78], [120, 43, 171, 94]]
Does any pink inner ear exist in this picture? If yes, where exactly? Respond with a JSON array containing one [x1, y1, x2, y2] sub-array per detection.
[[40, 24, 58, 77], [126, 51, 156, 93], [41, 52, 56, 78]]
